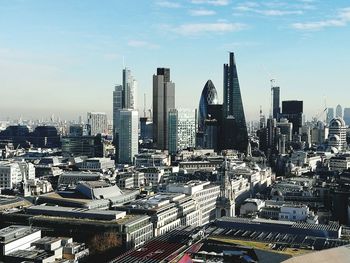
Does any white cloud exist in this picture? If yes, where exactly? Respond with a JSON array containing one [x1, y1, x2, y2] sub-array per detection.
[[172, 22, 247, 35], [156, 1, 181, 8], [191, 0, 230, 6], [292, 7, 350, 30], [127, 40, 159, 49], [235, 2, 304, 16], [189, 9, 216, 16]]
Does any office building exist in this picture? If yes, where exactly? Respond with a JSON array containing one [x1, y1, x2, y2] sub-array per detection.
[[198, 80, 218, 132], [87, 112, 108, 136], [222, 52, 248, 152], [0, 125, 30, 148], [153, 68, 175, 150], [343, 108, 350, 126], [328, 117, 347, 152], [272, 86, 280, 119], [61, 135, 104, 157], [29, 126, 61, 148], [280, 100, 303, 135], [123, 68, 137, 109], [168, 109, 178, 154], [168, 109, 196, 154], [336, 104, 343, 118], [277, 118, 293, 142], [327, 108, 335, 125], [113, 84, 123, 136], [118, 109, 138, 164]]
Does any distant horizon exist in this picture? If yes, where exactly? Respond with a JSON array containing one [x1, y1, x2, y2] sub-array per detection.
[[1, 0, 350, 122]]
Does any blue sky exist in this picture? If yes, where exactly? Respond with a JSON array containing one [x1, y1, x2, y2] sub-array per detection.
[[1, 0, 350, 121]]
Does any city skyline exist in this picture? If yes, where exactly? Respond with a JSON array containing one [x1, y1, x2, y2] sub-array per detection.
[[1, 0, 350, 121]]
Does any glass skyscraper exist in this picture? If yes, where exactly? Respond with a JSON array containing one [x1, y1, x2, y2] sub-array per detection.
[[198, 80, 218, 132], [222, 52, 248, 152]]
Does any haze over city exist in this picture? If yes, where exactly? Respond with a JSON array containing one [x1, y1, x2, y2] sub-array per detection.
[[1, 0, 350, 121]]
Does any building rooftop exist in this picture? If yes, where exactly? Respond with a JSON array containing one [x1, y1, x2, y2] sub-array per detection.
[[0, 225, 40, 244]]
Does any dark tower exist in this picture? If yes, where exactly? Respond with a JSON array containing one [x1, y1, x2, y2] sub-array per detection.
[[272, 86, 280, 119], [222, 52, 248, 152]]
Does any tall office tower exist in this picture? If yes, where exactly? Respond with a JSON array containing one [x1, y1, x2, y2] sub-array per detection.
[[123, 68, 137, 109], [113, 85, 123, 136], [328, 117, 347, 152], [222, 52, 248, 152], [327, 108, 335, 124], [272, 86, 280, 119], [277, 118, 293, 142], [168, 109, 196, 155], [168, 109, 178, 155], [343, 108, 350, 126], [198, 80, 218, 132], [87, 112, 108, 136], [118, 109, 139, 164], [280, 100, 303, 135], [336, 104, 343, 118], [153, 68, 175, 150]]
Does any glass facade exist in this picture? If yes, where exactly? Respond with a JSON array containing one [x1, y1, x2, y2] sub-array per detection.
[[198, 80, 218, 132], [222, 52, 248, 152]]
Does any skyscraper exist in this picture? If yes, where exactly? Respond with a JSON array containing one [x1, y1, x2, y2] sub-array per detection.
[[327, 108, 335, 124], [113, 85, 123, 136], [123, 68, 137, 109], [118, 109, 139, 164], [153, 68, 175, 150], [113, 68, 137, 137], [87, 112, 108, 136], [272, 86, 280, 119], [198, 80, 218, 132], [336, 104, 343, 118], [222, 52, 248, 152], [343, 108, 350, 126]]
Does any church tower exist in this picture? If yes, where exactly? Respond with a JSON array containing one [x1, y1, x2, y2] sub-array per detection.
[[216, 158, 235, 218]]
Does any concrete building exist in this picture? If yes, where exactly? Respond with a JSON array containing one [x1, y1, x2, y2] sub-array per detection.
[[153, 68, 175, 150], [328, 117, 347, 152], [0, 225, 41, 256], [76, 157, 115, 171], [118, 109, 138, 164], [167, 180, 221, 225], [134, 151, 171, 167], [0, 225, 89, 262], [344, 108, 350, 126], [329, 154, 350, 172], [0, 160, 35, 190], [277, 118, 293, 142], [87, 112, 108, 136]]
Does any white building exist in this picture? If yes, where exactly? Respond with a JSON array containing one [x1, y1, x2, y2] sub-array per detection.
[[279, 204, 310, 222], [328, 117, 347, 152], [118, 109, 138, 164], [0, 161, 33, 190], [0, 225, 41, 256], [77, 158, 115, 171], [87, 112, 108, 136], [167, 180, 220, 225]]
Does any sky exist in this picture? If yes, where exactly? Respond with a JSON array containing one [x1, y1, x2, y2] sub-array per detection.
[[0, 0, 350, 122]]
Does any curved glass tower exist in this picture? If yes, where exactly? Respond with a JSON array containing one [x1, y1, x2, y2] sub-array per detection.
[[198, 80, 218, 132]]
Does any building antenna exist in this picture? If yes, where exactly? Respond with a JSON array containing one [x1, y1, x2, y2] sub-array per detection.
[[143, 93, 146, 118], [122, 56, 125, 69]]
